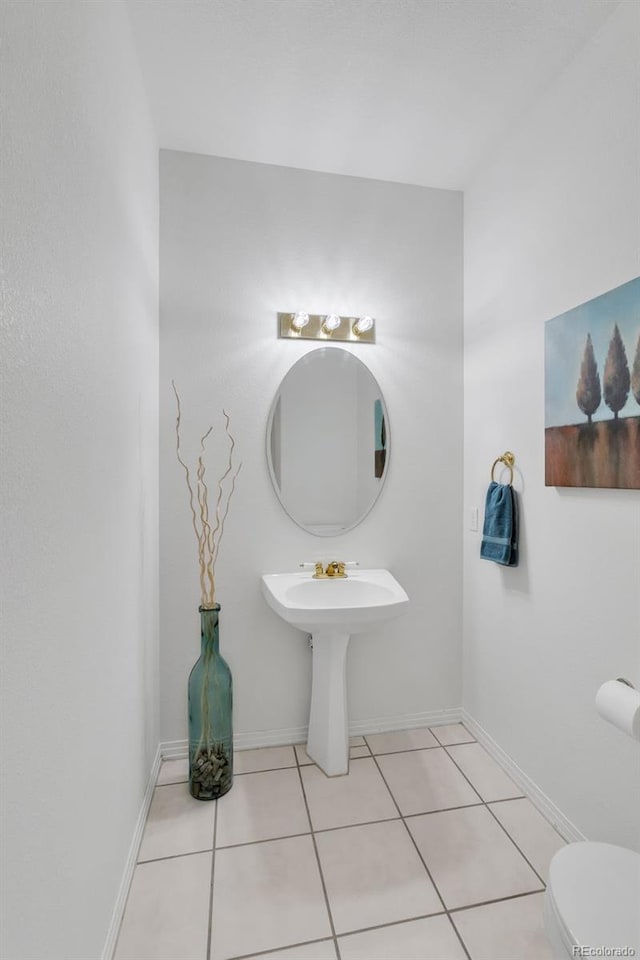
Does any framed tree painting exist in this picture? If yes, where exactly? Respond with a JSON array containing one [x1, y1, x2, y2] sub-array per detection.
[[545, 276, 640, 489]]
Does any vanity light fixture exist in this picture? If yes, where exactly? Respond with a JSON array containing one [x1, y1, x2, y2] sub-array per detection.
[[291, 312, 310, 332], [278, 312, 375, 343], [353, 315, 374, 336], [321, 314, 341, 335]]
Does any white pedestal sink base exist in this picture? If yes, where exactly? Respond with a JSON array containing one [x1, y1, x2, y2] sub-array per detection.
[[306, 631, 350, 776], [261, 570, 410, 779]]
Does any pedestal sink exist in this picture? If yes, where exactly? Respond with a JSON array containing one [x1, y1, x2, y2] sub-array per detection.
[[261, 569, 409, 776]]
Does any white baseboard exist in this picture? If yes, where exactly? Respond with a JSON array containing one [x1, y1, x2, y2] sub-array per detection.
[[350, 707, 462, 737], [160, 737, 189, 759], [234, 724, 308, 750], [160, 707, 462, 759], [461, 710, 586, 843], [101, 744, 162, 960]]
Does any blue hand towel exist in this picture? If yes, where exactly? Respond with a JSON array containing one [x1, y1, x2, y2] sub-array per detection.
[[480, 482, 518, 566]]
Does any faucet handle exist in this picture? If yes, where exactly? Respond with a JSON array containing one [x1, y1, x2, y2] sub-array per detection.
[[325, 560, 356, 578], [300, 561, 327, 579]]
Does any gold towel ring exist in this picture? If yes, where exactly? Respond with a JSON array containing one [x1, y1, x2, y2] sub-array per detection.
[[491, 451, 515, 485]]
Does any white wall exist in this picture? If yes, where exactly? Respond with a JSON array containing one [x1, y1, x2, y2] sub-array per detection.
[[0, 3, 159, 958], [160, 152, 463, 744], [463, 2, 640, 850]]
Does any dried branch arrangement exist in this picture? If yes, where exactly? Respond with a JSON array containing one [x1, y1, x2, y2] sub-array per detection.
[[172, 381, 242, 609]]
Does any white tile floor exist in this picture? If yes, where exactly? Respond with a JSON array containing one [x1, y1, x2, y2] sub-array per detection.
[[115, 724, 566, 960]]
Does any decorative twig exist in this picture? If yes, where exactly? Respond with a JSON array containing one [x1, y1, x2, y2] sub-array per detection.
[[197, 426, 215, 604], [212, 462, 242, 570], [172, 381, 206, 600], [172, 383, 241, 608]]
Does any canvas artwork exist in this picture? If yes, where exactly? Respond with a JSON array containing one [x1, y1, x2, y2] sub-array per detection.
[[545, 276, 640, 489]]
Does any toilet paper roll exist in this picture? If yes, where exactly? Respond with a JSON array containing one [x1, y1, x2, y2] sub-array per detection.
[[595, 680, 640, 741]]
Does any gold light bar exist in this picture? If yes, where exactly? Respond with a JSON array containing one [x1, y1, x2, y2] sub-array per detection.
[[278, 313, 376, 344]]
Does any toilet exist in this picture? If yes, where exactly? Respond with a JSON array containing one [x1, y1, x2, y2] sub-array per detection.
[[544, 841, 640, 960]]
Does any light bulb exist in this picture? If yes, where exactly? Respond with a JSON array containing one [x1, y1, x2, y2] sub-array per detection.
[[321, 314, 341, 334], [291, 312, 310, 331], [353, 315, 374, 336]]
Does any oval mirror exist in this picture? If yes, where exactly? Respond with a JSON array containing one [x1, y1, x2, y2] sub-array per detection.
[[266, 348, 390, 535]]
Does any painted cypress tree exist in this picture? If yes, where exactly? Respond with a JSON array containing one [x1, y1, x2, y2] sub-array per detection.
[[632, 334, 640, 406], [576, 333, 601, 424], [603, 324, 630, 419]]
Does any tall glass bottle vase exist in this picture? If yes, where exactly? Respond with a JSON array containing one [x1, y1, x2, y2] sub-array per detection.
[[188, 604, 233, 800]]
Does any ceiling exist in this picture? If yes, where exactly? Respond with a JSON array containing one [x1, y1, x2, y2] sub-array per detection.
[[127, 0, 618, 190]]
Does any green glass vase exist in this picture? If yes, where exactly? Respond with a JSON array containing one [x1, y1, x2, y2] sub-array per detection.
[[188, 604, 233, 800]]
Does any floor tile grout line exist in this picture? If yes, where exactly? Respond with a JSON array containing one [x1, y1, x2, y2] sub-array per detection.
[[206, 799, 218, 960], [481, 803, 548, 889], [428, 723, 476, 748], [216, 828, 313, 851], [487, 797, 569, 844], [155, 737, 473, 781], [442, 744, 525, 801], [320, 907, 446, 943], [364, 743, 444, 755], [364, 744, 544, 958], [215, 889, 550, 960], [212, 796, 515, 853], [222, 907, 449, 960], [442, 746, 548, 889], [111, 772, 209, 958], [362, 736, 474, 960], [401, 801, 484, 820], [223, 936, 337, 960], [434, 748, 486, 805], [129, 804, 507, 857], [448, 887, 547, 916], [138, 846, 214, 865], [486, 795, 531, 806], [208, 743, 539, 853], [134, 831, 546, 902], [335, 892, 540, 941], [234, 765, 296, 775], [155, 730, 476, 779], [366, 736, 490, 960], [157, 765, 301, 783], [219, 886, 550, 960], [295, 751, 342, 960]]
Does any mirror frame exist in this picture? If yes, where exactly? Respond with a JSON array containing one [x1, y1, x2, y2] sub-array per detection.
[[265, 347, 391, 536]]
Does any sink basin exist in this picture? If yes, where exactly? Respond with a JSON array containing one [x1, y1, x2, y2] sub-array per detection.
[[261, 569, 409, 776], [261, 568, 409, 634]]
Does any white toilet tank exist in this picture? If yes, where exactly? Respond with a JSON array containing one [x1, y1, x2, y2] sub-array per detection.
[[545, 842, 640, 960]]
